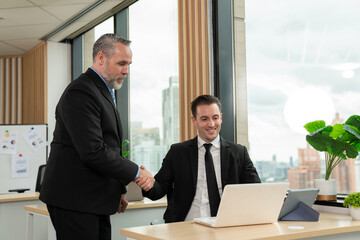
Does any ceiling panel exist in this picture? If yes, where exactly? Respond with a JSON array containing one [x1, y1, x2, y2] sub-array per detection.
[[3, 39, 43, 52], [0, 0, 127, 56], [0, 42, 25, 56], [42, 4, 90, 21], [0, 7, 60, 27], [0, 23, 59, 40], [0, 0, 33, 9], [30, 0, 96, 6]]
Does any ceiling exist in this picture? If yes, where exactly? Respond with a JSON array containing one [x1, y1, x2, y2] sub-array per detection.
[[0, 0, 129, 56]]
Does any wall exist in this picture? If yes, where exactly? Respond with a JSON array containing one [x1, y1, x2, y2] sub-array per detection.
[[46, 41, 71, 145]]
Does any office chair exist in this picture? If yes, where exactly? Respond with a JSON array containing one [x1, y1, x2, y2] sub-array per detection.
[[35, 164, 46, 192]]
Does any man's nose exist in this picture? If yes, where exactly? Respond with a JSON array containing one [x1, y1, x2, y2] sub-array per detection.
[[122, 65, 129, 75], [209, 120, 215, 127]]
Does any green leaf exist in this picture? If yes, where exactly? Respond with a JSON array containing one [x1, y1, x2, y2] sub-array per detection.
[[345, 115, 360, 131], [304, 120, 326, 133], [345, 143, 359, 159], [121, 139, 131, 158], [329, 124, 345, 139], [306, 133, 332, 152], [344, 124, 360, 140], [352, 141, 360, 151], [328, 139, 346, 156]]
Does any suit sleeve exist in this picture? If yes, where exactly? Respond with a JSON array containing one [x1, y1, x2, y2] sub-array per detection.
[[239, 146, 261, 183], [58, 84, 138, 184]]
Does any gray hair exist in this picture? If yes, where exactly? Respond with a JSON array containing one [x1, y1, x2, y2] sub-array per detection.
[[92, 33, 131, 62]]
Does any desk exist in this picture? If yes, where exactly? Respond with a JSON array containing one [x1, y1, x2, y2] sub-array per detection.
[[0, 192, 45, 240], [0, 192, 39, 203], [24, 204, 54, 240], [120, 212, 360, 240], [24, 197, 167, 240]]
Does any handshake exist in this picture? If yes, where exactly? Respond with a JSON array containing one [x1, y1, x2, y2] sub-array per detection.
[[134, 165, 155, 191]]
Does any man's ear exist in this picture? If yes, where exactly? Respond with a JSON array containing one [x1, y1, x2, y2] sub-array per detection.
[[191, 115, 196, 126], [97, 51, 106, 65]]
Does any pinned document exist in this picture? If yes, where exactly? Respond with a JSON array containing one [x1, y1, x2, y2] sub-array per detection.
[[0, 130, 18, 155], [11, 153, 30, 178], [22, 127, 47, 151]]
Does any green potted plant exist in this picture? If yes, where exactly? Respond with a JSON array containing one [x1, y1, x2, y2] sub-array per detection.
[[343, 192, 360, 220], [304, 115, 360, 200], [122, 139, 131, 158]]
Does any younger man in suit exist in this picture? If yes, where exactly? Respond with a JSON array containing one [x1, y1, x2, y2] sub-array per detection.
[[141, 95, 260, 223]]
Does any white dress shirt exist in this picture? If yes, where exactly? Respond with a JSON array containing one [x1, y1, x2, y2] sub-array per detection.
[[185, 135, 222, 221]]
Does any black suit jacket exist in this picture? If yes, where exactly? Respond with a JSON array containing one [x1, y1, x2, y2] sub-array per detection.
[[40, 68, 138, 215], [143, 136, 261, 223]]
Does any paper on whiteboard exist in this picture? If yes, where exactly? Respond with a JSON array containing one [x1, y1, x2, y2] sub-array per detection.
[[22, 127, 47, 151], [11, 153, 31, 178], [0, 130, 18, 155]]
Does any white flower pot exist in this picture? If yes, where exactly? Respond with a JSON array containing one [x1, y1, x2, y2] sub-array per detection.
[[313, 179, 337, 201], [350, 206, 360, 220]]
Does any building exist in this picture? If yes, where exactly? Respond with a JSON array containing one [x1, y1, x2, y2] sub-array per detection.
[[162, 76, 179, 149], [287, 144, 321, 189]]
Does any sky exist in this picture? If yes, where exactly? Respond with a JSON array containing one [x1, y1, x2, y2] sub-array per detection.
[[245, 0, 360, 163], [94, 0, 178, 138], [128, 0, 178, 131]]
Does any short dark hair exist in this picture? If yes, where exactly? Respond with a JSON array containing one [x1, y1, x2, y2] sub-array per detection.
[[92, 33, 131, 62], [191, 95, 222, 118]]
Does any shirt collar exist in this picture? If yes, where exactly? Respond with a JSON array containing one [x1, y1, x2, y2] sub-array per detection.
[[90, 67, 116, 105], [197, 135, 220, 149], [90, 67, 112, 91]]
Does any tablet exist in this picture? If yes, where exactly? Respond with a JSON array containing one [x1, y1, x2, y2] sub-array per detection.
[[278, 188, 319, 220]]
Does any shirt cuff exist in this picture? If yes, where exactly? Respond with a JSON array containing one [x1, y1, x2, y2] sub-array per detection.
[[134, 166, 140, 179]]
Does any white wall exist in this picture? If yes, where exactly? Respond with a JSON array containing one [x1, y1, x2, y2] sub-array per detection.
[[47, 41, 72, 147]]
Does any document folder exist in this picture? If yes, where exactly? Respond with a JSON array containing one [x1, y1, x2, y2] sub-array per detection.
[[280, 201, 319, 221]]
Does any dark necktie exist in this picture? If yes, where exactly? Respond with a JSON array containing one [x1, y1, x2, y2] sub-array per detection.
[[204, 143, 221, 216]]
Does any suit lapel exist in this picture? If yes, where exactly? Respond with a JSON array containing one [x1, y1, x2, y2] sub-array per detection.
[[220, 137, 230, 190], [87, 68, 123, 142], [189, 137, 199, 189]]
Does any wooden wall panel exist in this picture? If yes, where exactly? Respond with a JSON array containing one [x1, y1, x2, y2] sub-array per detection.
[[178, 0, 210, 141], [22, 42, 47, 124], [0, 56, 23, 124]]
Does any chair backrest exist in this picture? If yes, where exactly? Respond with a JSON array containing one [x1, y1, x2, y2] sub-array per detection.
[[35, 164, 46, 192]]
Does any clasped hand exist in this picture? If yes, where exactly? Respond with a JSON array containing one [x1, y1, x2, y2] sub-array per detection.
[[134, 165, 155, 191]]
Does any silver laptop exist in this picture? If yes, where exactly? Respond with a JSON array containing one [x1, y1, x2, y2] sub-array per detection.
[[194, 182, 289, 228], [126, 181, 144, 201]]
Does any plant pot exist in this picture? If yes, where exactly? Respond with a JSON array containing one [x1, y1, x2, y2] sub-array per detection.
[[313, 179, 337, 201], [350, 206, 360, 220]]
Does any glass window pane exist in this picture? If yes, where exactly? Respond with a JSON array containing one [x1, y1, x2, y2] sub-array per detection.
[[129, 0, 179, 174], [83, 17, 114, 71], [245, 0, 360, 192]]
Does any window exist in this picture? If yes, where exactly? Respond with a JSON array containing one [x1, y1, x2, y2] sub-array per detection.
[[129, 0, 179, 174], [83, 17, 114, 71], [245, 0, 360, 193]]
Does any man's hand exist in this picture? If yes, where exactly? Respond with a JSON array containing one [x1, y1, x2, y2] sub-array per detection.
[[117, 194, 128, 213], [134, 165, 155, 191]]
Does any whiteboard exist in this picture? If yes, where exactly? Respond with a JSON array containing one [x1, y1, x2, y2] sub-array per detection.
[[0, 124, 47, 193]]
